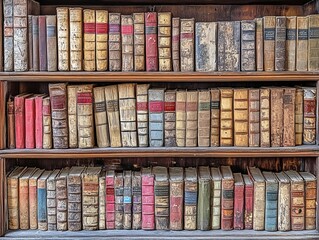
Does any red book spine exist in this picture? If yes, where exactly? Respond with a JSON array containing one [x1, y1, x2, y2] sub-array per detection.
[[221, 179, 234, 230], [15, 96, 26, 148], [39, 16, 47, 71], [234, 184, 244, 229], [106, 176, 115, 229], [170, 195, 183, 230], [145, 12, 158, 71], [142, 175, 155, 230], [244, 184, 253, 229], [25, 98, 35, 148], [35, 97, 43, 148]]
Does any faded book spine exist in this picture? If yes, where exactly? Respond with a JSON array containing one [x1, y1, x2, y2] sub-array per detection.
[[4, 0, 14, 71], [46, 15, 57, 71], [197, 177, 211, 230], [304, 178, 316, 230], [69, 7, 83, 71], [176, 90, 186, 147], [38, 177, 48, 230], [32, 15, 39, 71], [164, 90, 177, 147], [277, 180, 290, 231], [241, 20, 256, 71], [295, 88, 304, 145], [121, 15, 134, 71], [308, 15, 319, 71], [83, 9, 96, 71], [56, 177, 68, 231], [132, 172, 142, 229], [35, 96, 44, 149], [99, 176, 106, 230], [221, 179, 234, 230], [19, 177, 30, 229], [291, 182, 305, 230], [106, 172, 115, 229], [184, 177, 197, 230], [115, 173, 124, 229], [180, 18, 195, 72], [172, 17, 180, 71], [158, 12, 172, 71], [265, 182, 279, 231], [14, 94, 28, 149], [57, 7, 70, 71], [7, 98, 15, 148], [220, 89, 233, 146], [256, 18, 264, 71], [136, 84, 150, 147], [68, 174, 83, 231], [133, 13, 145, 71], [210, 89, 220, 147], [67, 85, 78, 148], [286, 16, 296, 71], [234, 89, 249, 147], [123, 171, 132, 229], [169, 177, 183, 230], [303, 88, 316, 145], [198, 90, 211, 147], [253, 182, 265, 230], [42, 97, 52, 149], [244, 183, 253, 229], [39, 16, 47, 71], [283, 88, 296, 147], [270, 88, 283, 147], [234, 184, 244, 230], [142, 173, 155, 230], [186, 91, 198, 147], [25, 97, 35, 149], [263, 16, 276, 71], [296, 17, 308, 71], [249, 89, 260, 147], [109, 13, 121, 71], [145, 12, 158, 71], [275, 16, 286, 71], [260, 88, 270, 147], [96, 10, 108, 71]]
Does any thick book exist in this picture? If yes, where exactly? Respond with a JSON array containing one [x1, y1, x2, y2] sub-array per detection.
[[198, 90, 211, 147], [275, 16, 286, 71], [42, 97, 52, 149], [35, 95, 45, 149], [158, 12, 172, 71], [136, 84, 150, 147], [132, 171, 142, 229], [3, 0, 14, 71], [220, 89, 233, 146], [141, 168, 155, 230], [109, 13, 121, 71], [308, 15, 319, 71], [303, 87, 316, 145], [96, 10, 108, 71], [164, 90, 176, 147], [243, 174, 253, 229], [39, 15, 47, 71], [184, 167, 197, 230], [210, 167, 222, 229], [256, 18, 264, 71], [220, 166, 234, 230], [195, 22, 217, 72], [176, 90, 187, 147], [233, 173, 244, 230], [197, 166, 211, 230], [29, 169, 44, 229], [46, 15, 57, 71], [83, 9, 96, 71], [210, 89, 220, 147], [295, 88, 304, 145], [69, 7, 83, 71], [56, 167, 70, 231], [283, 88, 296, 147], [180, 18, 195, 71], [172, 17, 180, 71], [270, 88, 284, 147], [145, 12, 158, 71], [115, 172, 124, 229], [186, 91, 198, 147], [46, 169, 60, 231], [249, 89, 260, 147], [37, 170, 52, 231], [25, 96, 36, 149], [263, 16, 276, 71], [296, 16, 308, 71], [98, 172, 106, 230], [133, 13, 145, 71], [106, 170, 115, 229], [260, 88, 270, 147], [169, 167, 183, 230], [121, 15, 134, 71], [57, 7, 70, 71], [241, 20, 256, 71], [123, 170, 132, 230], [286, 16, 297, 71], [7, 96, 15, 149], [234, 89, 249, 147]]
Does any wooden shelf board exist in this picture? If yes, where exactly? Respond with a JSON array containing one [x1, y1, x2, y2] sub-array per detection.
[[0, 71, 318, 82]]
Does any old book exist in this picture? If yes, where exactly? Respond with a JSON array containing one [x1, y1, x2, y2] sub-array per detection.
[[218, 21, 240, 71], [263, 171, 278, 231], [56, 167, 70, 231], [123, 171, 132, 229], [133, 13, 145, 71], [248, 167, 265, 230], [286, 16, 297, 71], [25, 96, 36, 149], [210, 167, 222, 230], [197, 166, 211, 230], [220, 89, 233, 146], [195, 22, 217, 72], [234, 89, 249, 147], [256, 18, 264, 71], [46, 169, 60, 231], [98, 172, 106, 230], [49, 83, 68, 149], [233, 173, 244, 230], [243, 174, 253, 229], [105, 85, 122, 147], [296, 16, 308, 71], [210, 89, 220, 147], [69, 7, 83, 71], [186, 91, 198, 147], [37, 170, 52, 231], [275, 172, 291, 231], [249, 89, 260, 147], [148, 88, 165, 147], [176, 90, 187, 147], [241, 20, 256, 71], [260, 88, 270, 147], [198, 90, 210, 147], [295, 88, 304, 145], [118, 83, 137, 147], [82, 167, 102, 230], [158, 12, 172, 71], [299, 172, 317, 230], [220, 166, 234, 230], [308, 15, 319, 71], [285, 170, 305, 230], [57, 7, 70, 71], [136, 84, 150, 147], [303, 87, 316, 145], [145, 12, 158, 71], [121, 15, 133, 71], [28, 15, 33, 70], [132, 171, 142, 229], [115, 172, 124, 229], [141, 168, 155, 230], [270, 88, 283, 147], [106, 170, 115, 229], [180, 18, 195, 71], [93, 86, 110, 147], [164, 90, 176, 147], [184, 167, 197, 230], [7, 97, 15, 148], [46, 15, 57, 71], [42, 97, 52, 149], [96, 10, 108, 71], [283, 88, 296, 147], [29, 169, 44, 230], [68, 166, 85, 231], [35, 95, 46, 149], [172, 17, 180, 71], [275, 16, 286, 71], [263, 16, 276, 71], [39, 15, 47, 71], [3, 0, 14, 71], [169, 167, 183, 230], [83, 9, 96, 71]]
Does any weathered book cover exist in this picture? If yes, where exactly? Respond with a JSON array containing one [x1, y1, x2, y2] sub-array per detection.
[[210, 167, 222, 229], [67, 85, 78, 148], [96, 10, 108, 71], [164, 90, 176, 147], [221, 166, 234, 230], [275, 16, 286, 71], [263, 16, 276, 71], [295, 88, 304, 145], [184, 167, 197, 230], [42, 97, 52, 149], [296, 16, 308, 71], [141, 168, 155, 230], [198, 90, 211, 147], [283, 88, 296, 147], [121, 15, 134, 71], [133, 13, 145, 71], [3, 0, 14, 71], [270, 88, 283, 147], [210, 89, 220, 147], [109, 13, 121, 71], [123, 170, 132, 230], [303, 87, 316, 144], [136, 84, 150, 147], [256, 18, 263, 71], [220, 89, 233, 146], [56, 167, 70, 231], [186, 91, 198, 147], [276, 172, 291, 231], [234, 89, 249, 147], [57, 7, 69, 71], [286, 16, 296, 71], [28, 14, 33, 69], [158, 12, 172, 71], [180, 18, 195, 71], [172, 17, 180, 71], [106, 170, 115, 229], [35, 95, 46, 149], [37, 170, 52, 231], [25, 96, 36, 148], [169, 167, 183, 230], [241, 20, 256, 71], [83, 9, 96, 71], [308, 15, 319, 71], [132, 171, 142, 229], [176, 90, 187, 147], [99, 172, 106, 230], [260, 88, 270, 147], [46, 169, 60, 231], [145, 12, 158, 71], [233, 173, 244, 230], [69, 7, 83, 71], [197, 166, 211, 230], [29, 169, 44, 229], [263, 171, 278, 231], [46, 15, 57, 71], [243, 174, 253, 229], [115, 172, 124, 229], [248, 89, 260, 146], [7, 97, 15, 148]]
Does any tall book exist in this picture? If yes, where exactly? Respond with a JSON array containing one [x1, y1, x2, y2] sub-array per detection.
[[198, 90, 210, 147], [286, 16, 297, 71], [106, 170, 115, 229], [133, 13, 145, 71], [67, 85, 78, 148], [169, 167, 183, 230], [180, 18, 195, 71], [270, 88, 283, 147], [123, 170, 132, 229], [83, 9, 96, 71], [263, 16, 276, 71], [148, 88, 165, 147], [260, 88, 270, 147], [109, 13, 121, 71], [295, 88, 304, 145], [42, 97, 52, 149], [183, 168, 197, 230], [220, 166, 234, 230], [29, 15, 34, 69], [57, 7, 70, 71], [249, 89, 260, 147], [69, 7, 83, 71], [234, 89, 249, 147], [197, 166, 211, 230], [96, 10, 108, 71], [158, 12, 172, 71], [136, 84, 150, 147], [195, 22, 217, 72], [145, 12, 158, 71], [37, 170, 52, 231], [98, 171, 106, 230], [118, 83, 137, 147], [29, 169, 44, 230], [172, 17, 180, 71], [303, 87, 316, 145], [176, 90, 187, 147], [46, 169, 60, 231], [241, 20, 256, 71], [233, 173, 244, 230], [3, 0, 14, 71], [275, 16, 286, 71], [220, 89, 233, 146], [210, 89, 220, 147], [35, 95, 45, 149], [186, 91, 198, 147], [7, 96, 15, 148], [210, 167, 222, 230], [132, 171, 142, 229], [296, 16, 308, 71], [141, 168, 155, 230], [164, 90, 176, 147], [243, 174, 253, 229], [46, 15, 57, 71], [283, 88, 296, 147], [114, 172, 124, 229], [256, 18, 263, 71], [56, 167, 70, 231], [308, 15, 319, 71], [25, 96, 36, 148], [121, 15, 134, 71]]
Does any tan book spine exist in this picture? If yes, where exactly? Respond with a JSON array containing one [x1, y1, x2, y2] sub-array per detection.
[[158, 12, 172, 71], [28, 175, 37, 229], [308, 15, 319, 71], [234, 89, 249, 147], [263, 16, 276, 71], [19, 177, 30, 229], [57, 7, 70, 71], [220, 89, 233, 146], [296, 16, 308, 71], [256, 18, 263, 71], [47, 169, 60, 231], [176, 90, 187, 147], [270, 88, 283, 147], [303, 87, 316, 145], [198, 90, 210, 147], [164, 90, 177, 147], [109, 13, 121, 71], [286, 16, 296, 71], [67, 85, 78, 148], [277, 173, 290, 231], [46, 15, 58, 71], [180, 18, 195, 71], [121, 15, 134, 71], [133, 13, 145, 71], [283, 88, 296, 147], [99, 175, 106, 230], [210, 89, 220, 147], [96, 10, 108, 71], [302, 174, 317, 230], [295, 88, 304, 145], [186, 91, 198, 147], [253, 181, 265, 230], [260, 88, 270, 147], [56, 171, 68, 231], [69, 7, 83, 71], [249, 89, 260, 147], [172, 17, 180, 71], [136, 84, 150, 147], [83, 9, 96, 71], [42, 97, 52, 149]]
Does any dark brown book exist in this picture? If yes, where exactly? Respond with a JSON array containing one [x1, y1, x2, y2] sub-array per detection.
[[241, 20, 256, 71], [39, 15, 47, 71], [270, 88, 283, 147], [275, 16, 286, 71], [263, 16, 276, 71], [256, 18, 263, 71], [286, 16, 296, 71], [283, 88, 296, 147], [221, 166, 234, 230]]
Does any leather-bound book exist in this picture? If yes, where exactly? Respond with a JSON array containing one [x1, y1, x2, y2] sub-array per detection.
[[263, 171, 278, 231], [220, 166, 234, 230], [37, 170, 52, 231], [56, 167, 70, 231], [285, 170, 305, 230], [169, 167, 184, 230], [197, 166, 211, 230], [133, 13, 145, 71], [35, 95, 46, 149], [29, 169, 44, 229], [180, 18, 195, 72], [303, 87, 316, 144], [121, 15, 133, 71], [96, 10, 108, 71], [148, 88, 165, 147], [106, 170, 115, 229], [249, 89, 260, 147], [275, 16, 286, 71], [172, 17, 180, 71], [141, 168, 155, 230], [57, 7, 70, 71], [109, 13, 121, 71], [39, 16, 47, 71], [283, 88, 296, 147], [308, 15, 319, 71], [118, 83, 137, 147], [270, 88, 283, 147], [28, 15, 33, 70], [286, 16, 296, 71], [42, 97, 52, 149], [68, 166, 85, 231], [25, 96, 36, 149], [83, 9, 96, 71], [248, 167, 265, 230], [233, 173, 244, 230], [176, 90, 187, 147], [46, 169, 60, 231], [243, 174, 253, 229], [210, 167, 222, 229], [69, 7, 83, 71], [186, 90, 198, 147], [123, 170, 132, 229], [3, 0, 14, 71], [195, 22, 217, 72], [99, 171, 106, 230], [164, 90, 176, 147], [136, 84, 150, 147], [210, 89, 220, 147], [295, 88, 304, 145], [275, 172, 290, 231], [299, 172, 317, 230], [263, 16, 276, 71], [260, 88, 270, 147], [256, 18, 264, 71], [46, 15, 57, 71], [158, 12, 172, 71], [7, 97, 15, 148], [145, 12, 158, 71], [241, 20, 256, 71], [296, 17, 308, 71], [105, 85, 122, 147], [198, 90, 210, 147], [184, 167, 197, 230], [82, 167, 102, 230], [132, 171, 142, 229], [217, 21, 240, 71], [115, 172, 124, 229], [220, 89, 233, 146], [234, 89, 249, 147]]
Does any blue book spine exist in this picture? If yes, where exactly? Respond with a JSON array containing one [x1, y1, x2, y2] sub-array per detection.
[[38, 187, 47, 224], [265, 182, 278, 231]]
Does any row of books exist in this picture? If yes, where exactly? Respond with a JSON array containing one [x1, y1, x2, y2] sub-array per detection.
[[8, 165, 316, 231], [7, 83, 317, 149], [3, 0, 319, 72]]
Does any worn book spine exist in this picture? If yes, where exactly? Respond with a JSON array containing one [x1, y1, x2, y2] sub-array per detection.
[[220, 89, 233, 146], [197, 177, 210, 230], [35, 96, 44, 148], [249, 89, 260, 147], [96, 10, 108, 71], [286, 16, 296, 71], [68, 172, 83, 231], [221, 179, 234, 230], [234, 183, 244, 230], [46, 15, 57, 71], [14, 95, 27, 149], [198, 90, 210, 147], [67, 85, 78, 148], [263, 16, 276, 71], [29, 173, 40, 229], [211, 177, 221, 230], [291, 181, 305, 230], [121, 15, 134, 71], [69, 8, 83, 71], [83, 9, 96, 71], [164, 90, 176, 147], [158, 12, 172, 71], [295, 88, 304, 145], [123, 171, 132, 229], [176, 90, 186, 147], [19, 177, 30, 229], [42, 97, 52, 149], [106, 172, 115, 229], [172, 17, 180, 71], [184, 170, 197, 230], [283, 88, 296, 147], [133, 13, 145, 71], [256, 18, 264, 71], [241, 20, 256, 71], [275, 16, 286, 71], [28, 15, 33, 70], [296, 17, 308, 71], [277, 177, 290, 231], [7, 97, 15, 148], [169, 170, 183, 230], [132, 172, 142, 229], [180, 18, 195, 72], [25, 97, 35, 148], [4, 0, 14, 71], [149, 89, 165, 147], [145, 12, 158, 71], [244, 181, 253, 229], [57, 7, 70, 71], [38, 175, 48, 230], [234, 89, 249, 147], [56, 176, 68, 231], [109, 13, 121, 71], [308, 15, 319, 71], [99, 175, 106, 230], [186, 91, 198, 147], [154, 173, 169, 230], [253, 182, 265, 230], [136, 84, 150, 147], [115, 173, 124, 229], [270, 88, 284, 147], [260, 88, 270, 147], [265, 182, 279, 231], [47, 170, 60, 231], [304, 176, 316, 230], [142, 171, 155, 230], [39, 16, 47, 71], [210, 89, 220, 146], [303, 88, 316, 144]]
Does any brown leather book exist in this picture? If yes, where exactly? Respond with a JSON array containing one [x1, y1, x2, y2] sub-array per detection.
[[286, 16, 296, 71], [29, 169, 44, 229], [256, 18, 263, 71], [96, 10, 108, 71], [234, 89, 249, 147], [39, 15, 47, 71], [57, 7, 70, 71], [303, 87, 316, 145], [158, 12, 172, 71], [69, 7, 83, 71], [296, 17, 308, 71], [184, 167, 197, 230], [46, 169, 60, 231], [4, 0, 14, 71], [186, 91, 198, 147], [121, 15, 134, 71], [67, 85, 78, 148], [123, 170, 132, 229], [109, 13, 121, 71], [221, 166, 234, 230], [198, 90, 211, 147], [56, 167, 70, 231], [7, 96, 15, 149], [83, 9, 96, 71], [270, 88, 283, 147], [220, 89, 233, 146], [308, 15, 319, 71], [210, 89, 220, 147], [46, 15, 57, 71], [42, 97, 52, 149], [241, 20, 256, 71], [164, 90, 177, 147], [263, 16, 276, 71], [136, 84, 150, 147], [283, 88, 296, 147], [295, 88, 304, 145], [180, 18, 195, 72], [172, 17, 180, 72], [133, 13, 145, 71], [176, 90, 186, 147], [32, 15, 39, 71], [249, 89, 260, 147], [260, 88, 270, 147], [275, 16, 286, 71]]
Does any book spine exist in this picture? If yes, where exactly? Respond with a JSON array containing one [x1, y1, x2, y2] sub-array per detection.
[[244, 184, 253, 229], [295, 88, 304, 146], [69, 8, 83, 71], [197, 179, 211, 230], [260, 88, 270, 147], [96, 10, 108, 71], [234, 89, 249, 147], [211, 180, 221, 229], [132, 173, 142, 229], [253, 182, 265, 230], [145, 12, 158, 71], [83, 9, 96, 71], [29, 178, 37, 229], [57, 7, 70, 71], [164, 91, 176, 147], [198, 90, 210, 147], [38, 179, 48, 230], [7, 98, 15, 148], [8, 178, 19, 229], [291, 182, 305, 230], [109, 13, 121, 71], [256, 18, 264, 71], [46, 15, 57, 71], [277, 182, 290, 231], [308, 15, 319, 71], [154, 180, 169, 230], [99, 176, 106, 230], [47, 178, 57, 230], [286, 16, 297, 71], [210, 89, 220, 147], [106, 175, 115, 229], [39, 15, 47, 71], [136, 84, 150, 147], [172, 17, 180, 71], [303, 88, 316, 145], [142, 175, 155, 230], [14, 96, 26, 149], [133, 13, 145, 71], [184, 181, 197, 230], [265, 183, 279, 231], [121, 15, 134, 71], [19, 178, 29, 229], [158, 12, 172, 71], [28, 15, 33, 70], [221, 179, 234, 230], [234, 185, 244, 230], [67, 85, 78, 148], [270, 88, 284, 147], [305, 180, 316, 230], [176, 91, 186, 147], [56, 178, 68, 231], [42, 98, 52, 149], [3, 0, 14, 71], [35, 97, 43, 148], [249, 89, 260, 147], [186, 91, 198, 147], [275, 16, 286, 71], [296, 17, 308, 71], [180, 18, 195, 71], [170, 180, 183, 230], [115, 174, 124, 229], [263, 16, 276, 71], [241, 20, 256, 71], [220, 89, 233, 146], [68, 175, 82, 231], [283, 88, 296, 147], [123, 172, 132, 229]]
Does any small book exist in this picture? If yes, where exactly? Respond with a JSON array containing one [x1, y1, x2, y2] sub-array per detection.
[[96, 10, 108, 71], [29, 168, 44, 230], [184, 167, 198, 230], [98, 171, 106, 230], [233, 173, 244, 230], [275, 16, 286, 71], [133, 13, 145, 71], [115, 172, 124, 229], [249, 89, 260, 147], [67, 85, 78, 148], [308, 15, 319, 71], [46, 169, 60, 231], [42, 97, 52, 149], [176, 90, 187, 147], [164, 90, 177, 147], [136, 84, 150, 147], [180, 18, 195, 71], [57, 7, 70, 71], [121, 15, 134, 71], [106, 170, 115, 229], [303, 87, 316, 145], [220, 166, 234, 230], [141, 168, 155, 230], [198, 90, 211, 147], [35, 95, 46, 149], [197, 166, 211, 230], [56, 167, 70, 231], [7, 96, 15, 149], [145, 12, 158, 71], [233, 89, 249, 147], [241, 20, 256, 71], [46, 15, 57, 71], [220, 89, 233, 146], [243, 174, 253, 229], [83, 9, 96, 71], [283, 88, 296, 147], [256, 18, 264, 71], [296, 16, 308, 71], [186, 91, 198, 147], [109, 13, 121, 71], [286, 16, 297, 71], [210, 89, 220, 147], [270, 88, 284, 147], [210, 167, 222, 230], [172, 17, 180, 71], [158, 12, 172, 71], [69, 7, 83, 71], [295, 88, 304, 146], [123, 170, 132, 229], [260, 88, 270, 147], [263, 16, 276, 71], [3, 0, 14, 71], [25, 95, 36, 149], [37, 170, 52, 231], [132, 171, 142, 229]]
